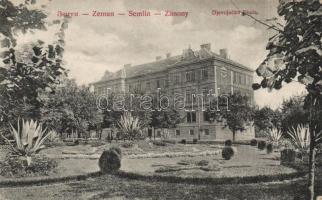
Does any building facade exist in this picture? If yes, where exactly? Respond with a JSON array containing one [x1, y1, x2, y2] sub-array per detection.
[[93, 43, 255, 141]]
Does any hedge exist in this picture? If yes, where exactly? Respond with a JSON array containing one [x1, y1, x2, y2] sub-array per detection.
[[115, 170, 306, 185], [0, 171, 101, 187]]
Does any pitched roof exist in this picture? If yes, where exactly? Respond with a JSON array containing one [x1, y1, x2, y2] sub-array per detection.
[[96, 48, 253, 83]]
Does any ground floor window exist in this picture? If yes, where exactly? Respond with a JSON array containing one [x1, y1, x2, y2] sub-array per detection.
[[157, 131, 161, 137], [175, 130, 180, 136], [189, 129, 194, 135], [204, 129, 209, 135]]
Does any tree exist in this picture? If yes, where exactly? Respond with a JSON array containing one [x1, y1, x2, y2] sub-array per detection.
[[208, 94, 254, 141], [280, 95, 310, 133], [0, 0, 69, 133], [251, 0, 322, 198], [40, 79, 103, 138], [254, 106, 282, 131]]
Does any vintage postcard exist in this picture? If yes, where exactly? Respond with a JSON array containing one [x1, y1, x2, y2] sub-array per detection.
[[0, 0, 321, 199]]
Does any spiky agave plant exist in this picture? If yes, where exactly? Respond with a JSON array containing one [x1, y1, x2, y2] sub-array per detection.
[[266, 127, 283, 146], [286, 124, 310, 154], [117, 112, 142, 140], [0, 119, 52, 166]]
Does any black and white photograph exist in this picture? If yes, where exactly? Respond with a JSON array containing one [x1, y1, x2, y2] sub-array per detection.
[[0, 0, 322, 199]]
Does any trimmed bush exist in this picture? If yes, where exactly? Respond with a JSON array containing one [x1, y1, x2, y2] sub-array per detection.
[[110, 146, 122, 158], [224, 139, 232, 146], [99, 149, 121, 173], [193, 138, 198, 144], [250, 139, 257, 146], [257, 141, 266, 150], [180, 139, 186, 145], [121, 141, 134, 148], [266, 143, 273, 154], [222, 146, 235, 160], [281, 149, 296, 165]]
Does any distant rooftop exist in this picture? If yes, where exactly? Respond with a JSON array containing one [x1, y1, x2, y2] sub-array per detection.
[[96, 43, 254, 83]]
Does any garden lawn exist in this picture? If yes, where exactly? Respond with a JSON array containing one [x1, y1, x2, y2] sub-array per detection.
[[0, 173, 321, 200], [121, 145, 296, 178]]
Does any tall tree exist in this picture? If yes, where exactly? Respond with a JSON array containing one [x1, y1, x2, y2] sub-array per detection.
[[251, 0, 322, 198], [40, 79, 103, 138], [0, 0, 69, 133]]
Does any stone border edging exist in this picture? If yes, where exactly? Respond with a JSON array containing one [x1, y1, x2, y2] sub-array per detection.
[[0, 168, 307, 188], [0, 171, 102, 187]]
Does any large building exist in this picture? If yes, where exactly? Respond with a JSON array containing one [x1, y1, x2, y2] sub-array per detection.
[[93, 43, 255, 141]]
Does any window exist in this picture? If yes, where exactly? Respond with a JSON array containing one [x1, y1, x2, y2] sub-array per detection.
[[186, 71, 195, 82], [175, 130, 180, 136], [233, 72, 237, 84], [204, 129, 210, 135], [201, 69, 208, 80], [203, 111, 210, 122], [202, 88, 209, 104], [174, 75, 180, 84], [156, 80, 161, 88], [187, 112, 196, 123], [146, 82, 150, 90], [157, 131, 161, 137], [186, 90, 192, 103], [189, 129, 194, 135]]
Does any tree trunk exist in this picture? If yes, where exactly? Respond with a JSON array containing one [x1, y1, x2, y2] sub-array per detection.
[[154, 129, 156, 141], [232, 130, 236, 142], [307, 132, 316, 200]]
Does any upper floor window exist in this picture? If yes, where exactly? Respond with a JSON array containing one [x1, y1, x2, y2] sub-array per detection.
[[201, 69, 208, 80], [186, 71, 195, 82], [156, 80, 161, 88], [174, 75, 180, 84]]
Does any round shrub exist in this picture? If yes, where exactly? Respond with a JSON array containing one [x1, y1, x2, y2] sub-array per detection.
[[222, 146, 235, 160], [224, 139, 232, 146], [266, 143, 273, 154], [250, 139, 257, 146], [180, 139, 186, 145], [257, 141, 266, 150], [193, 138, 198, 144], [110, 146, 122, 158], [99, 149, 121, 173]]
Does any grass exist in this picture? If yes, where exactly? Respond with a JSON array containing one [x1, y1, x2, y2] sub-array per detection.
[[0, 173, 321, 200]]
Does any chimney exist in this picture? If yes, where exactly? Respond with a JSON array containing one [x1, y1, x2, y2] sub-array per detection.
[[200, 43, 211, 51], [124, 63, 131, 68], [219, 49, 228, 59], [156, 56, 162, 61], [166, 53, 171, 58]]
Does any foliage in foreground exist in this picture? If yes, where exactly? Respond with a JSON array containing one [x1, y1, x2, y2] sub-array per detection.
[[286, 124, 322, 154], [0, 119, 52, 166], [0, 154, 57, 178]]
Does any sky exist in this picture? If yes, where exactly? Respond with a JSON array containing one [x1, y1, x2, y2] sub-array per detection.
[[10, 0, 306, 109]]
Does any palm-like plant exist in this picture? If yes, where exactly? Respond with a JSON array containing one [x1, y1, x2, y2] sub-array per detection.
[[0, 119, 52, 165], [117, 112, 142, 140], [266, 127, 283, 145], [286, 124, 310, 154]]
